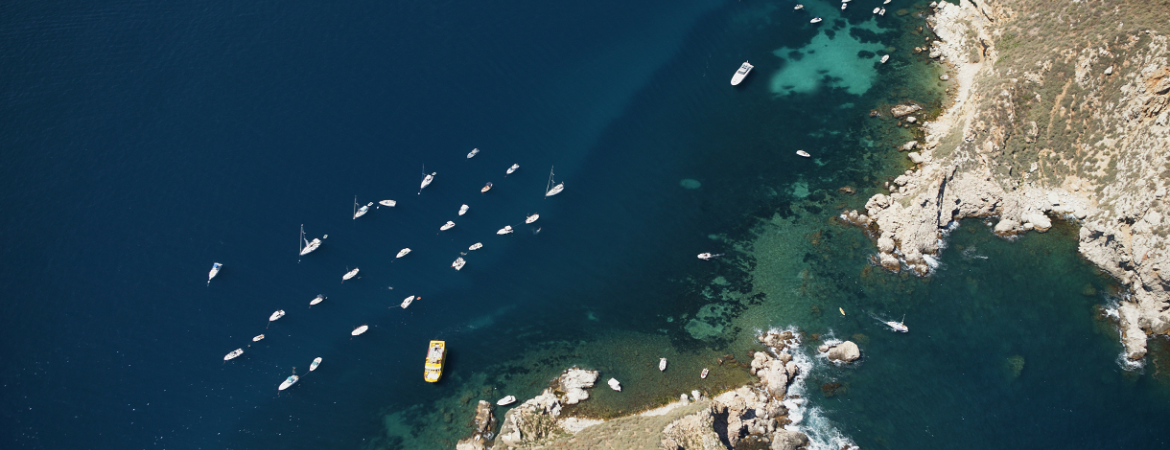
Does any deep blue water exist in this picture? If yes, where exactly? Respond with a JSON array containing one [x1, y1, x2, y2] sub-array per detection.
[[4, 0, 1170, 449]]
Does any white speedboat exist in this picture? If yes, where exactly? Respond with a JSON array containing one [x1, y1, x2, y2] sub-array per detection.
[[497, 225, 513, 235], [506, 163, 519, 175], [401, 296, 416, 309], [467, 148, 480, 158], [379, 199, 397, 207], [497, 395, 517, 406], [607, 378, 622, 392], [730, 61, 753, 86], [841, 3, 847, 10], [525, 213, 539, 224], [343, 268, 360, 281], [208, 262, 222, 285], [278, 375, 299, 391], [269, 310, 285, 322], [353, 197, 371, 220], [794, 4, 804, 10], [659, 358, 667, 372], [452, 257, 466, 271], [697, 253, 715, 260], [224, 348, 244, 361], [469, 242, 483, 251], [310, 357, 322, 372], [796, 150, 811, 158], [300, 225, 321, 256], [701, 368, 709, 379], [544, 166, 564, 197], [352, 324, 369, 336], [873, 7, 880, 13], [811, 17, 823, 23], [458, 204, 469, 216], [253, 334, 265, 342], [883, 0, 891, 4], [880, 55, 890, 64], [310, 295, 325, 306], [419, 166, 436, 195], [397, 248, 411, 258], [879, 7, 886, 15], [481, 182, 492, 193], [440, 221, 456, 231], [887, 315, 909, 333]]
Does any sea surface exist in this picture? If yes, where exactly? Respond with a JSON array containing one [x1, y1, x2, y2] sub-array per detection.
[[2, 0, 1168, 449]]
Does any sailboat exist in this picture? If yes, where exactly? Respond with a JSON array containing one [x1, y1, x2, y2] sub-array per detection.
[[401, 296, 417, 309], [506, 164, 519, 175], [207, 262, 222, 285], [659, 358, 668, 372], [353, 196, 371, 220], [887, 315, 909, 333], [224, 348, 244, 361], [299, 225, 321, 257], [440, 221, 456, 231], [544, 166, 564, 197], [310, 295, 325, 306], [342, 268, 360, 281], [467, 148, 480, 159], [419, 165, 436, 195]]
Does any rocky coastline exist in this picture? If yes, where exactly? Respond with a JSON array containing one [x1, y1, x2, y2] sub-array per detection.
[[849, 0, 1170, 363]]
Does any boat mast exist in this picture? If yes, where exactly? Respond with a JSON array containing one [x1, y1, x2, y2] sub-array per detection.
[[352, 195, 357, 220], [546, 166, 555, 194]]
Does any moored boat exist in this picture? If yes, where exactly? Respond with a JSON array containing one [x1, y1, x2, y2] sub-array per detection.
[[794, 4, 804, 10], [607, 378, 622, 391], [353, 197, 371, 220], [253, 334, 265, 342], [441, 221, 456, 231], [379, 199, 397, 207], [506, 163, 520, 175], [544, 166, 564, 197], [525, 213, 539, 224], [310, 294, 325, 306], [224, 348, 244, 361], [883, 0, 891, 4], [497, 395, 517, 406], [880, 54, 890, 63], [659, 358, 668, 372], [811, 17, 823, 23], [278, 375, 299, 391], [481, 182, 492, 193], [496, 225, 513, 235], [351, 324, 369, 336], [458, 204, 469, 216], [424, 340, 446, 383], [730, 61, 754, 86], [796, 150, 811, 157], [208, 262, 222, 285], [452, 257, 466, 271], [269, 310, 285, 322], [467, 148, 480, 158], [310, 357, 322, 371], [397, 248, 411, 258], [701, 368, 709, 379], [879, 7, 886, 15], [419, 167, 436, 195], [469, 242, 483, 251], [401, 295, 416, 309], [343, 268, 360, 281]]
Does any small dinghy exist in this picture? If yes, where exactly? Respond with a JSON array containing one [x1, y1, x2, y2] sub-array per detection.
[[310, 357, 322, 372], [419, 167, 436, 195], [810, 17, 823, 23], [400, 296, 416, 309], [873, 7, 881, 13], [481, 182, 492, 193], [351, 324, 369, 336], [253, 334, 265, 342], [794, 4, 804, 10], [506, 163, 520, 175], [467, 148, 480, 159], [300, 225, 321, 256], [796, 150, 811, 158], [224, 348, 244, 361], [397, 248, 411, 258], [841, 3, 847, 10], [880, 54, 890, 63], [497, 225, 513, 235], [451, 257, 466, 271], [310, 295, 325, 306], [659, 358, 668, 372], [343, 268, 360, 281], [701, 368, 709, 379], [278, 375, 299, 391], [887, 315, 909, 333], [269, 310, 285, 322], [497, 395, 517, 406], [879, 7, 886, 15], [469, 242, 483, 251], [544, 166, 564, 197], [379, 199, 397, 207], [607, 378, 622, 392], [440, 221, 456, 231], [208, 262, 222, 285], [525, 213, 539, 224], [458, 204, 469, 216]]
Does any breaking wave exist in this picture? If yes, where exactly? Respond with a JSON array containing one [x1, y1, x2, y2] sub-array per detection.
[[765, 326, 859, 450]]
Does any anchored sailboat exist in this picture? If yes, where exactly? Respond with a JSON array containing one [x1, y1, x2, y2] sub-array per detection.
[[544, 166, 564, 197], [419, 165, 436, 195], [353, 196, 370, 220], [299, 225, 321, 257]]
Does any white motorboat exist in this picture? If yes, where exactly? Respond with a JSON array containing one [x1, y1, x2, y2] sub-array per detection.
[[697, 253, 713, 260], [224, 348, 244, 361], [269, 310, 285, 322], [880, 54, 890, 63], [730, 61, 753, 86], [879, 7, 886, 15], [497, 395, 517, 406], [794, 4, 804, 10], [343, 268, 360, 281], [278, 375, 299, 391], [469, 242, 483, 251], [440, 221, 456, 231], [207, 262, 222, 285], [873, 7, 880, 13], [607, 378, 622, 392], [525, 213, 539, 224], [481, 182, 493, 193], [379, 199, 397, 207], [253, 334, 265, 342], [841, 3, 847, 10], [458, 204, 469, 216], [467, 148, 480, 159], [452, 257, 466, 271], [419, 166, 436, 195], [310, 295, 325, 306], [401, 296, 416, 309], [496, 225, 513, 235], [506, 163, 520, 175], [352, 324, 369, 336], [300, 225, 321, 256], [544, 166, 564, 197], [883, 0, 891, 4], [796, 150, 811, 157], [701, 368, 709, 379], [397, 248, 412, 258], [353, 197, 371, 220], [887, 315, 909, 333], [659, 358, 668, 372], [810, 17, 823, 23], [310, 357, 322, 372]]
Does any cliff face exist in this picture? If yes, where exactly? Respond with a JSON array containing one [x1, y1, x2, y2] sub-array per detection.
[[860, 0, 1170, 361]]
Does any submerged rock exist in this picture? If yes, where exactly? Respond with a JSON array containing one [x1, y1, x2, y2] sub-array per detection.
[[823, 341, 861, 363], [680, 178, 702, 189], [455, 400, 497, 450]]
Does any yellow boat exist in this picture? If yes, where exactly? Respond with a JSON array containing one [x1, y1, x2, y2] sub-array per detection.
[[424, 340, 446, 383]]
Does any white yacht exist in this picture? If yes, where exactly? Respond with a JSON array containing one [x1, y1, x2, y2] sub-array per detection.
[[506, 163, 520, 175], [880, 54, 890, 63], [401, 296, 416, 309], [469, 242, 483, 251], [497, 395, 517, 406], [467, 148, 480, 158], [253, 334, 265, 342], [841, 3, 847, 10], [873, 7, 881, 13], [440, 221, 456, 231], [481, 182, 492, 193], [659, 358, 668, 372], [452, 257, 466, 271], [269, 310, 285, 322], [887, 315, 909, 333], [207, 262, 222, 286], [730, 61, 753, 86], [419, 166, 436, 195], [224, 348, 244, 361], [278, 375, 299, 391], [811, 17, 823, 23], [300, 225, 321, 256], [794, 4, 804, 10], [343, 268, 360, 281], [525, 213, 539, 224], [353, 197, 371, 220], [352, 324, 369, 336], [796, 150, 811, 158], [397, 248, 412, 258], [310, 357, 322, 372], [379, 199, 397, 207], [608, 378, 622, 392], [697, 253, 714, 260], [544, 166, 564, 197], [310, 295, 325, 306], [497, 225, 513, 235], [458, 204, 469, 216], [701, 368, 709, 379]]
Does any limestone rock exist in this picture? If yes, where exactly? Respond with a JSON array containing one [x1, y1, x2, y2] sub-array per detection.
[[824, 341, 861, 363], [900, 140, 919, 151], [891, 103, 923, 117], [771, 428, 811, 450], [661, 408, 723, 450], [455, 400, 497, 450], [556, 367, 599, 405]]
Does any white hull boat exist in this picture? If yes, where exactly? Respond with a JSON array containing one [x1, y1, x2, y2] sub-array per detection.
[[352, 324, 369, 336], [879, 8, 886, 15], [419, 167, 436, 195], [730, 61, 754, 86], [253, 334, 265, 342], [873, 7, 881, 13], [794, 4, 804, 10], [506, 164, 519, 175], [379, 199, 397, 207], [310, 295, 325, 306], [887, 315, 909, 332], [481, 182, 492, 193], [300, 225, 322, 256], [452, 257, 466, 271], [224, 348, 244, 361], [310, 357, 322, 371], [497, 395, 517, 406], [353, 199, 371, 220], [796, 150, 811, 158], [811, 17, 823, 23], [343, 268, 360, 281], [608, 378, 622, 392], [458, 204, 469, 216], [397, 248, 411, 258], [269, 310, 285, 322], [884, 0, 891, 4], [841, 3, 847, 10], [469, 242, 483, 251], [525, 213, 539, 224], [467, 148, 480, 158], [279, 375, 299, 391], [401, 296, 416, 309], [496, 225, 513, 235], [697, 253, 713, 260], [208, 262, 222, 285], [440, 221, 456, 231], [701, 368, 709, 379], [880, 54, 890, 63], [659, 358, 668, 372], [544, 166, 564, 197]]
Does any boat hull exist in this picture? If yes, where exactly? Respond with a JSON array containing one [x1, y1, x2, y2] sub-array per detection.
[[730, 62, 753, 86], [424, 340, 446, 383]]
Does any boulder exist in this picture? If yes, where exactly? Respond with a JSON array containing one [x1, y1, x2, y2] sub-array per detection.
[[824, 341, 861, 363], [908, 152, 924, 164], [497, 389, 563, 447], [771, 428, 811, 450], [661, 408, 723, 450], [556, 367, 598, 405], [455, 400, 497, 450], [993, 218, 1019, 235], [891, 103, 923, 117]]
